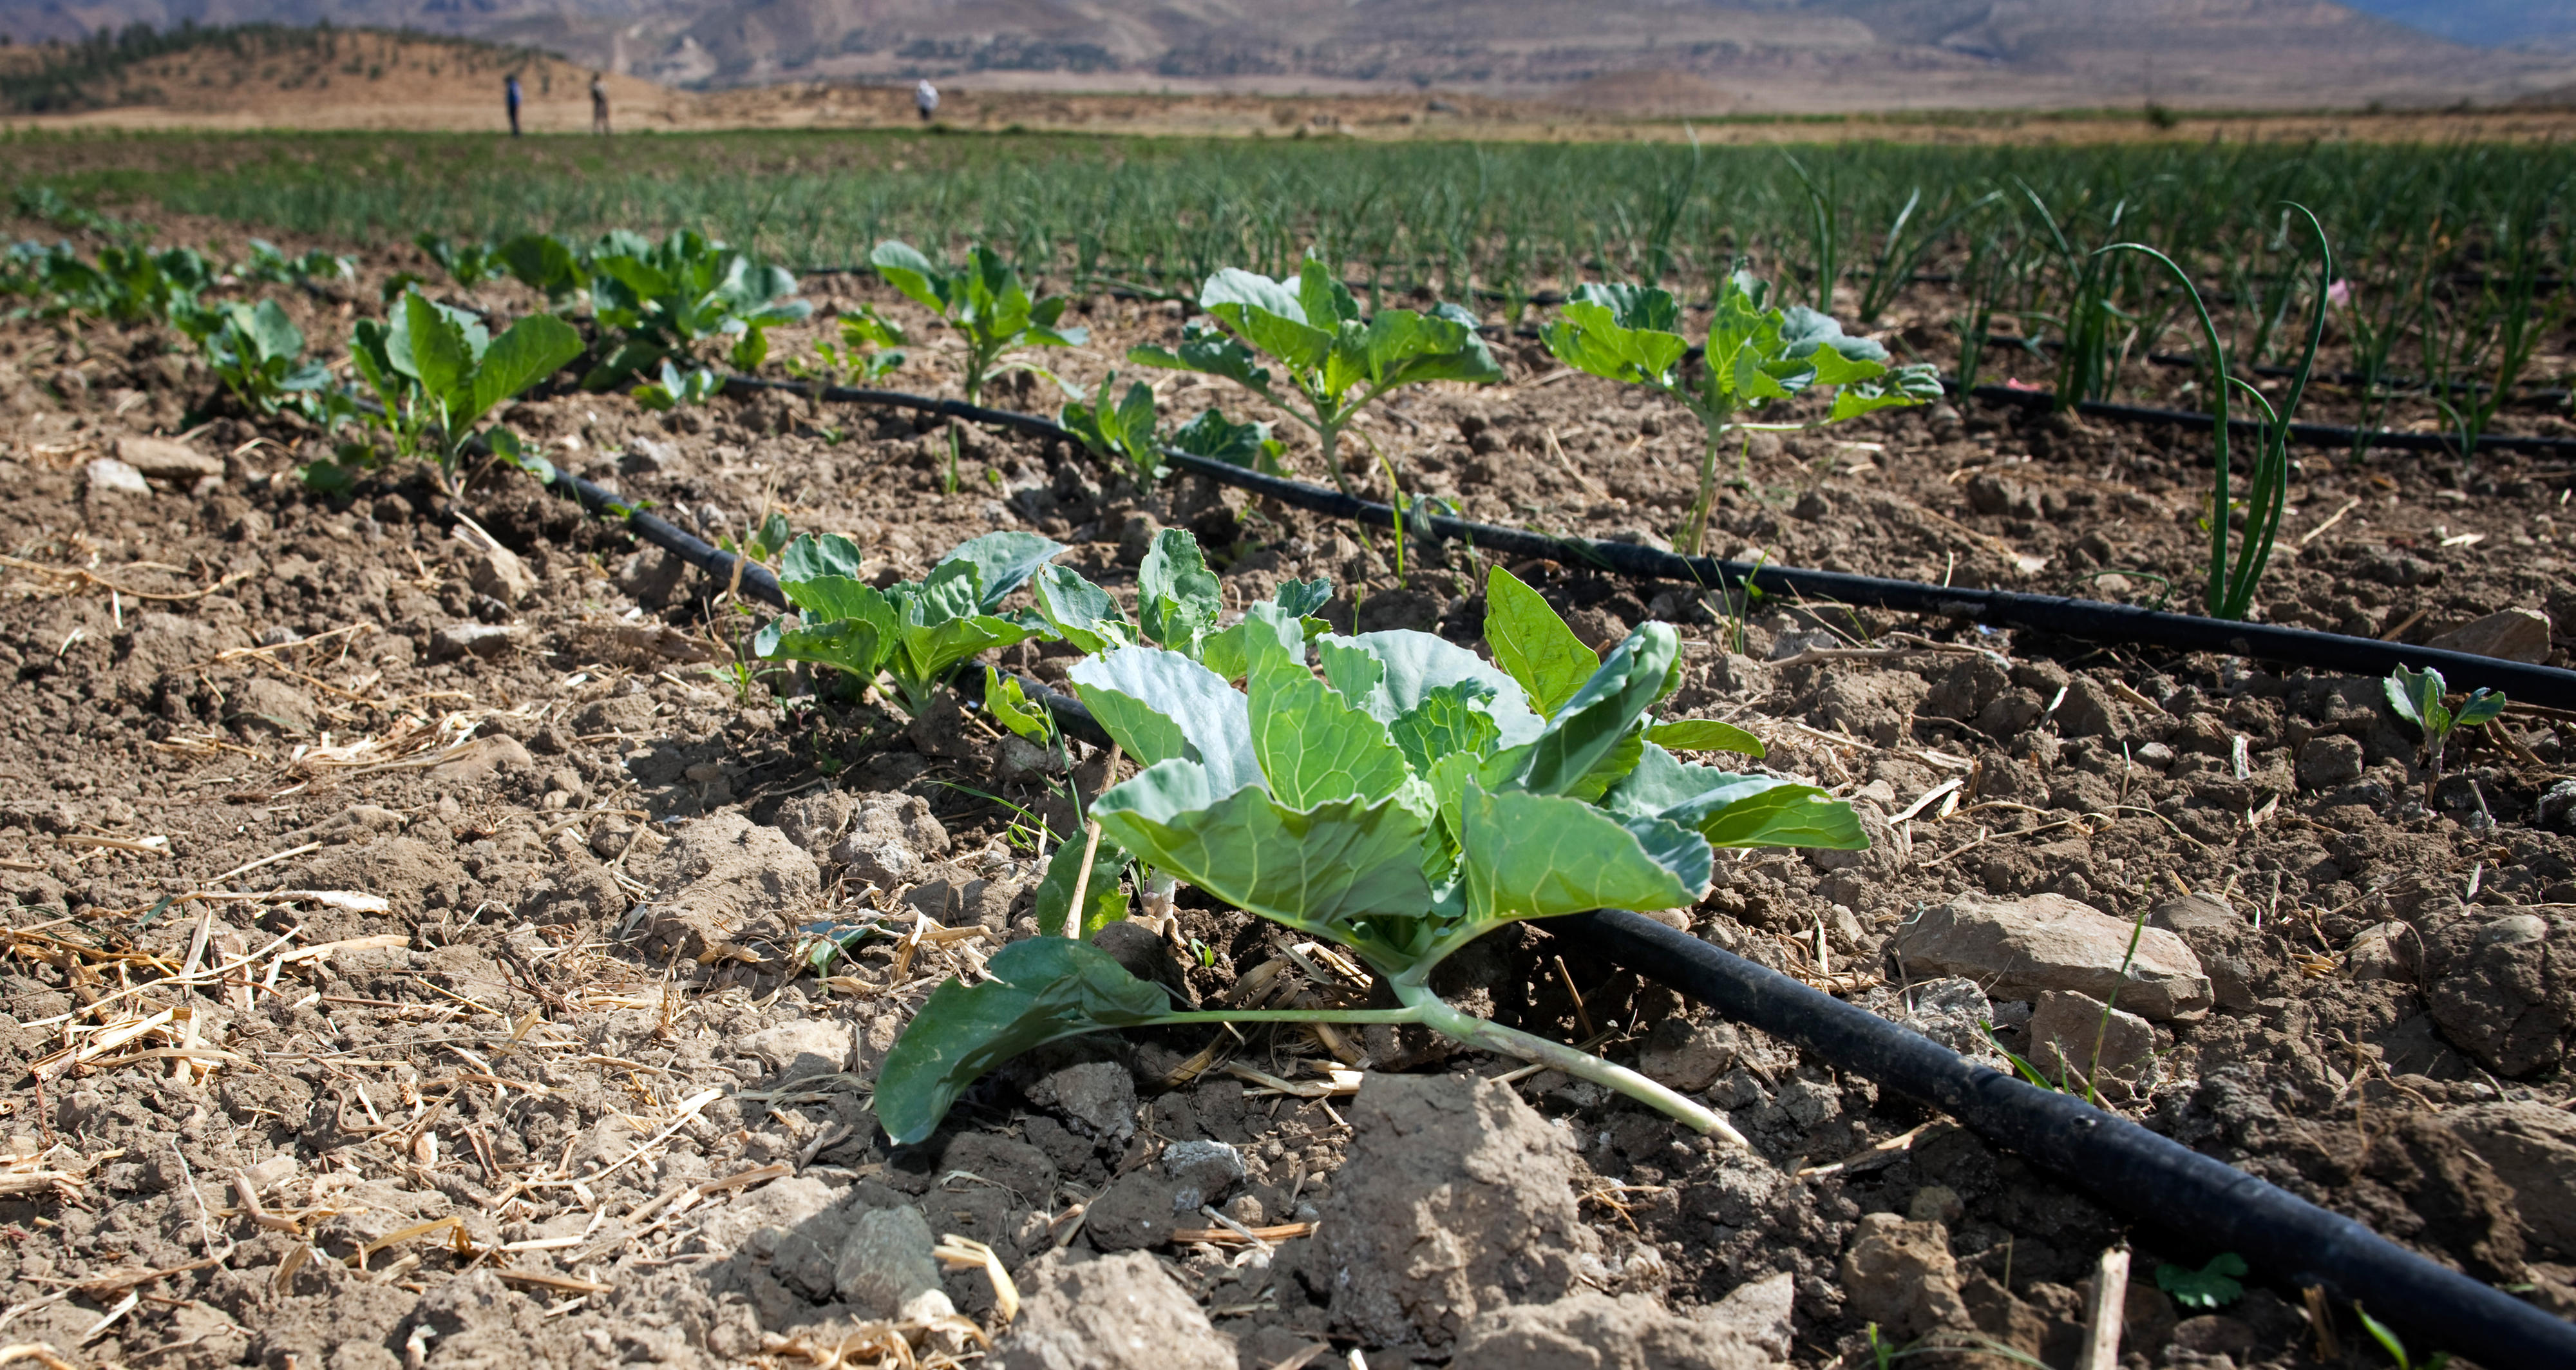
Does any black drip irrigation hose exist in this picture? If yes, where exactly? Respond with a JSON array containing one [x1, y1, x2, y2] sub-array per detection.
[[723, 374, 2576, 709], [1540, 909, 2576, 1369], [522, 441, 2575, 1366]]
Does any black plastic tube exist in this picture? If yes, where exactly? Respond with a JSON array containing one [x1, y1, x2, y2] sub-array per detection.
[[723, 375, 2576, 709], [1542, 908, 2576, 1369], [519, 462, 2575, 1364]]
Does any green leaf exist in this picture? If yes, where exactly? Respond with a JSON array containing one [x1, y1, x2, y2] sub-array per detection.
[[1604, 743, 1866, 850], [2454, 690, 2507, 728], [1170, 408, 1282, 472], [1272, 578, 1333, 617], [1388, 681, 1503, 775], [2385, 665, 2444, 734], [396, 291, 472, 406], [869, 240, 948, 314], [462, 313, 583, 432], [1092, 760, 1434, 942], [1130, 324, 1271, 392], [783, 533, 869, 584], [1315, 631, 1543, 747], [1030, 831, 1128, 940], [1246, 625, 1414, 808], [876, 937, 1173, 1145], [1457, 780, 1708, 924], [1034, 564, 1135, 655], [755, 617, 889, 681], [1645, 719, 1766, 757], [2153, 1254, 2246, 1312], [1137, 529, 1223, 654], [1510, 625, 1680, 796], [1484, 566, 1598, 716], [245, 298, 303, 362], [1359, 306, 1504, 389], [934, 531, 1066, 614], [982, 666, 1054, 744], [1068, 647, 1260, 794]]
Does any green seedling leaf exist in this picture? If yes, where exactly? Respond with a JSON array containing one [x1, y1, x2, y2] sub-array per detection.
[[2454, 689, 2506, 728], [2385, 665, 2447, 735], [2153, 1254, 2246, 1311], [1245, 626, 1414, 808], [1031, 830, 1130, 939], [1034, 564, 1136, 654], [1508, 625, 1679, 797], [1484, 566, 1598, 716], [1644, 718, 1766, 757], [464, 313, 583, 432], [1457, 780, 1708, 924], [935, 531, 1066, 613], [1272, 578, 1333, 617], [1130, 323, 1271, 392], [1169, 408, 1285, 473], [981, 666, 1054, 744], [1388, 681, 1504, 775], [1093, 760, 1434, 943], [1070, 647, 1261, 793], [755, 617, 889, 683], [1315, 631, 1542, 747], [1137, 529, 1224, 654], [876, 937, 1173, 1145]]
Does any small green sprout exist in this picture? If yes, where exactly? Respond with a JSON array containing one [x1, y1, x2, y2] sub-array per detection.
[[2155, 1253, 2247, 1311], [2385, 665, 2506, 801]]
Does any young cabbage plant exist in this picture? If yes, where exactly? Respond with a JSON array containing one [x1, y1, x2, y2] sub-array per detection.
[[497, 233, 589, 305], [869, 240, 1087, 493], [349, 290, 584, 491], [201, 300, 331, 417], [584, 229, 811, 386], [2385, 665, 2505, 803], [1129, 257, 1502, 500], [874, 567, 1861, 1146], [755, 530, 1066, 716], [785, 307, 907, 388], [2102, 207, 2329, 622], [1539, 271, 1939, 553], [632, 358, 723, 411], [1033, 528, 1330, 673], [415, 232, 502, 289], [1061, 371, 1289, 487]]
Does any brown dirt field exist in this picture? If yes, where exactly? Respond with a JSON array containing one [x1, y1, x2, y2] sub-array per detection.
[[0, 208, 2571, 1368]]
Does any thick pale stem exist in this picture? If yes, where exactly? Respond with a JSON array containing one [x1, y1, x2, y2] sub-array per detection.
[[1410, 994, 1748, 1148], [1318, 423, 1356, 499]]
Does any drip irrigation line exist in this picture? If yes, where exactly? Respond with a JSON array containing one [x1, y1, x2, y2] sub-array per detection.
[[720, 374, 2576, 709], [1539, 908, 2576, 1369], [516, 432, 2576, 1364]]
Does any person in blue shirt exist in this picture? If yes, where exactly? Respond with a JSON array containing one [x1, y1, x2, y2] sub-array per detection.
[[506, 75, 523, 137]]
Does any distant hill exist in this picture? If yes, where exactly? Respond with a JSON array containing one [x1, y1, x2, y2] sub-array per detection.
[[2341, 0, 2576, 52], [2, 0, 2571, 111]]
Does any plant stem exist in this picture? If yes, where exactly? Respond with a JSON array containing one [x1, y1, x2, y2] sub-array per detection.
[[1406, 992, 1748, 1146]]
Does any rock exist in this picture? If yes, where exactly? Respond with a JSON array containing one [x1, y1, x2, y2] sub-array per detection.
[[116, 435, 223, 479], [622, 437, 685, 475], [1117, 512, 1164, 566], [429, 623, 523, 661], [833, 1203, 951, 1319], [1159, 1139, 1245, 1211], [2429, 607, 2553, 664], [1083, 1167, 1183, 1251], [775, 790, 858, 855], [1839, 1213, 1970, 1338], [467, 544, 538, 607], [2056, 677, 2132, 739], [1709, 1270, 1797, 1360], [226, 678, 317, 737], [638, 813, 822, 964], [1294, 1072, 1600, 1349], [1924, 656, 2011, 723], [1091, 921, 1193, 1004], [2422, 910, 2574, 1077], [2445, 1102, 2576, 1254], [427, 734, 533, 785], [572, 694, 657, 735], [829, 792, 952, 890], [1452, 1290, 1774, 1369], [739, 1020, 853, 1080], [1814, 672, 1931, 747], [1635, 1018, 1740, 1092], [999, 1250, 1235, 1370], [2345, 921, 2412, 982], [1859, 977, 1997, 1059], [2024, 989, 2157, 1087], [2297, 734, 2366, 790], [1028, 1060, 1137, 1145], [2145, 895, 2262, 1012], [617, 547, 690, 607], [86, 457, 150, 494], [1891, 893, 2211, 1020], [2538, 779, 2576, 833]]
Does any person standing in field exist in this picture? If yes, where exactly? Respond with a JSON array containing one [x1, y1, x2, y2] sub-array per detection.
[[506, 74, 523, 137], [915, 79, 938, 121], [591, 72, 610, 135]]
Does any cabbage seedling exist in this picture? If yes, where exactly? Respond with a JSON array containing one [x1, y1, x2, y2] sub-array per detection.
[[583, 229, 811, 386], [869, 240, 1087, 493], [1539, 271, 1938, 553], [1128, 258, 1502, 499], [755, 529, 1066, 716], [1061, 370, 1289, 487], [348, 290, 584, 493], [2385, 664, 2505, 803], [874, 567, 1863, 1146]]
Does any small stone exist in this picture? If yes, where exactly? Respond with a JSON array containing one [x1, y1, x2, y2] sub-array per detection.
[[2133, 741, 2175, 769], [2024, 989, 2158, 1085], [227, 678, 318, 737], [86, 457, 150, 494], [116, 435, 223, 479], [618, 547, 690, 606], [1839, 1213, 1970, 1338], [621, 437, 685, 475], [1891, 893, 2211, 1020], [999, 1250, 1235, 1370], [2345, 921, 2410, 981], [468, 544, 539, 607], [2445, 1101, 2576, 1253], [739, 1021, 853, 1079], [572, 694, 657, 734], [1635, 1018, 1740, 1092], [1159, 1139, 1245, 1210], [2297, 734, 2365, 790], [682, 761, 726, 785], [830, 831, 921, 890], [2428, 607, 2552, 664], [1454, 1290, 1774, 1369], [1908, 1184, 1964, 1226], [429, 623, 523, 661], [1028, 1060, 1136, 1145], [833, 1204, 950, 1319], [1116, 511, 1163, 566]]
